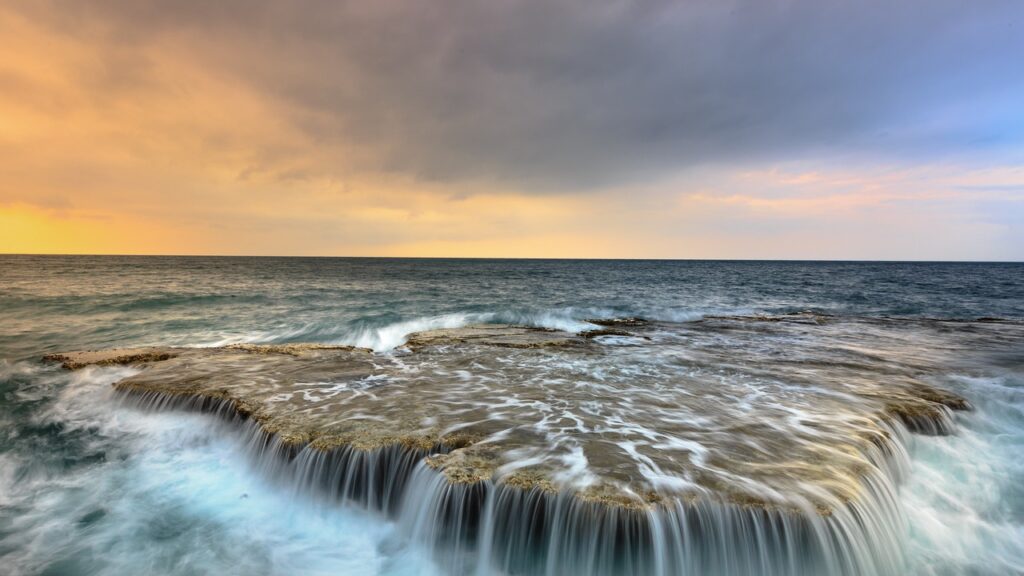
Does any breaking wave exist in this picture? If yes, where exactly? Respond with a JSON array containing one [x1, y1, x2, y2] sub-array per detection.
[[198, 307, 746, 352]]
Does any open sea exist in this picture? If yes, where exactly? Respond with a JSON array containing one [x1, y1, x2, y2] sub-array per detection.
[[1, 255, 1022, 575]]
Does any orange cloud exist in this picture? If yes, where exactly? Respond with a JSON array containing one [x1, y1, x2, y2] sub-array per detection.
[[0, 203, 210, 255]]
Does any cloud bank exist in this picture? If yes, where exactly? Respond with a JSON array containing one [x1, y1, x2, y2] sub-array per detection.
[[1, 0, 1022, 258]]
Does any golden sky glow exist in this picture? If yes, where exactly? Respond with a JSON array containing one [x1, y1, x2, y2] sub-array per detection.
[[1, 2, 1021, 259]]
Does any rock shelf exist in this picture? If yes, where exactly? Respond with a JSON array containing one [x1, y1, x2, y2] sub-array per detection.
[[44, 319, 979, 513]]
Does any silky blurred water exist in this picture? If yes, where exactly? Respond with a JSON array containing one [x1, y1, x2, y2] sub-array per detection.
[[1, 255, 1022, 575]]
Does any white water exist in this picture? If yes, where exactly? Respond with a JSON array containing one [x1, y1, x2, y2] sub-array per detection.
[[900, 373, 1024, 575], [0, 365, 443, 576]]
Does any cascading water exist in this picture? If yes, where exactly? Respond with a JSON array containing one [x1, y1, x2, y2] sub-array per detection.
[[107, 379, 928, 576]]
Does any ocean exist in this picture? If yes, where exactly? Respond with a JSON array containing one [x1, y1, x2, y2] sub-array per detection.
[[1, 255, 1022, 575]]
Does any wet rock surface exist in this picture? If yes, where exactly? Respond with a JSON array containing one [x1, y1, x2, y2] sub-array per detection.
[[45, 316, 1011, 513], [43, 348, 179, 370]]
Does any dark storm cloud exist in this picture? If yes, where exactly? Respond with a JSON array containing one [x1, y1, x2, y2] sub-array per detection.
[[27, 0, 1024, 188]]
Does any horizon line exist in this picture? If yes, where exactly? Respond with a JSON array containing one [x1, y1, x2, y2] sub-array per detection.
[[2, 253, 1022, 264]]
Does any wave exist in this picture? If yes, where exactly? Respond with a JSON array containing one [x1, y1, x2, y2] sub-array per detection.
[[193, 307, 723, 352], [142, 306, 1022, 354], [338, 313, 499, 351], [322, 309, 611, 351]]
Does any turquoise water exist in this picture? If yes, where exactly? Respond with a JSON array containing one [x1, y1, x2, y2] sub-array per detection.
[[1, 256, 1022, 575]]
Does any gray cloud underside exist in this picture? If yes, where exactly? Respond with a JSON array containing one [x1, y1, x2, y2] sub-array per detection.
[[27, 0, 1024, 188]]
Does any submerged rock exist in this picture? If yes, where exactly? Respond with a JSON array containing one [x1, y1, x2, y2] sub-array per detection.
[[585, 317, 648, 327], [225, 342, 371, 356], [579, 327, 634, 338], [42, 348, 179, 370], [404, 324, 582, 349]]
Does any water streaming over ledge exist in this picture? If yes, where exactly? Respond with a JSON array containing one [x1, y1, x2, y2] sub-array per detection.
[[116, 388, 913, 576], [2, 256, 1023, 575]]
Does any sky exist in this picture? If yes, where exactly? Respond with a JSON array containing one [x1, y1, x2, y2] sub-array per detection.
[[1, 0, 1022, 259]]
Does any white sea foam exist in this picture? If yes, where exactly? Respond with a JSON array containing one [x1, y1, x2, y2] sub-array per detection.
[[341, 313, 493, 351], [0, 365, 443, 576], [901, 374, 1024, 575]]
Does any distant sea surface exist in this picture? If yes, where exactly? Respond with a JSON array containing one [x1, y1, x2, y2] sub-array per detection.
[[1, 256, 1022, 575]]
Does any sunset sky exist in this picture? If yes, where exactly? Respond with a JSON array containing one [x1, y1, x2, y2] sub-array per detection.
[[1, 0, 1022, 259]]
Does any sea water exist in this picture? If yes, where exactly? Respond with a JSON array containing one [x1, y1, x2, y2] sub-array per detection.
[[1, 256, 1022, 575]]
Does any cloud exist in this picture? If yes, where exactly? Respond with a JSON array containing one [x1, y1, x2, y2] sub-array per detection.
[[12, 0, 1024, 189]]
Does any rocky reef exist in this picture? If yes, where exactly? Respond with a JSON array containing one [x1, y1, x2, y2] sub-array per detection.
[[44, 317, 1002, 575]]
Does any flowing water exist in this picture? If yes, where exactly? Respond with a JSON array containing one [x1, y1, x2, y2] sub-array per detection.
[[1, 255, 1022, 575]]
